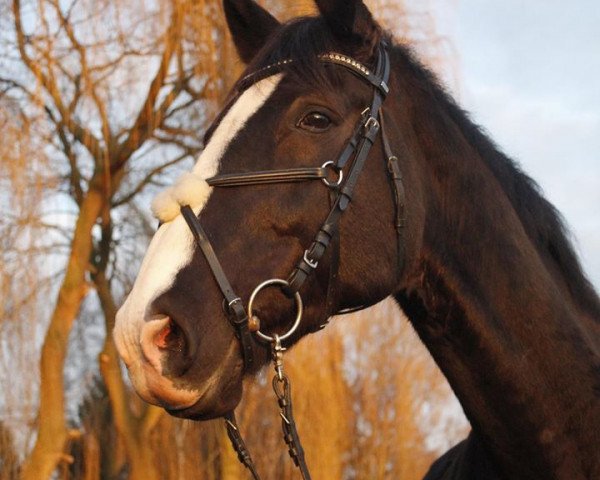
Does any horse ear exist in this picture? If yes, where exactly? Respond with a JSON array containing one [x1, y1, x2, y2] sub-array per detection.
[[223, 0, 280, 64], [314, 0, 381, 58]]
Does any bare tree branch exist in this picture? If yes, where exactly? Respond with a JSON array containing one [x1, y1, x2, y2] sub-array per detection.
[[50, 0, 112, 151], [12, 0, 105, 164], [112, 153, 190, 207], [114, 3, 186, 170]]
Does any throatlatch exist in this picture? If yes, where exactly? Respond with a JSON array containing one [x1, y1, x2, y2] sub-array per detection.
[[181, 42, 403, 480]]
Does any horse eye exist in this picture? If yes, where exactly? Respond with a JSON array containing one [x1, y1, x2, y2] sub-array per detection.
[[297, 112, 332, 132]]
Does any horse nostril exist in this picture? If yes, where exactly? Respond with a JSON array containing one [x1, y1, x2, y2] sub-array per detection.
[[154, 318, 186, 353], [140, 315, 191, 374], [154, 320, 171, 349], [141, 310, 204, 379]]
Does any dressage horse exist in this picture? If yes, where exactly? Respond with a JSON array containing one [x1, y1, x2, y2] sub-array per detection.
[[114, 0, 600, 478]]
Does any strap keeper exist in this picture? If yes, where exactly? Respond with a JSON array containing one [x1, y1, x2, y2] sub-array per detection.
[[284, 270, 305, 296], [380, 80, 390, 95], [319, 223, 336, 238], [314, 229, 332, 247], [227, 301, 248, 327], [338, 194, 351, 211], [387, 156, 402, 179]]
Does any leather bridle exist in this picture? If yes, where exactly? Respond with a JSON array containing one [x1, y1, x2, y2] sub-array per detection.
[[179, 43, 405, 479]]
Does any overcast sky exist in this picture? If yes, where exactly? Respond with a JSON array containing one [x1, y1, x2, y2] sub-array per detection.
[[436, 0, 600, 289]]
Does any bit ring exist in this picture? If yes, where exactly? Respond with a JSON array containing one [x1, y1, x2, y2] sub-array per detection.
[[248, 279, 303, 343]]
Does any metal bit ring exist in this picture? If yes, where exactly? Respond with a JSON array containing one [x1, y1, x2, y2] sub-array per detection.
[[248, 279, 303, 343]]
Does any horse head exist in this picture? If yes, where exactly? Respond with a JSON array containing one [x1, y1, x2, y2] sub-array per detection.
[[114, 2, 600, 478], [114, 0, 407, 419]]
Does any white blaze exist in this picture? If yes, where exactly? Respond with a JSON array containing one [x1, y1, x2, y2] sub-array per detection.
[[114, 75, 283, 406]]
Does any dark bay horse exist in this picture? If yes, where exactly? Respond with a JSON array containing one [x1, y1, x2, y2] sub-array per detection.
[[114, 0, 600, 478]]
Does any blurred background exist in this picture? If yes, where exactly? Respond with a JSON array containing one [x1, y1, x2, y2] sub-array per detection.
[[0, 0, 597, 478]]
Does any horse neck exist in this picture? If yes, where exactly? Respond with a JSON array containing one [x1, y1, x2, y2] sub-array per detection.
[[390, 52, 600, 479]]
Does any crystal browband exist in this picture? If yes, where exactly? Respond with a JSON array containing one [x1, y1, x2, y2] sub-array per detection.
[[238, 51, 388, 96]]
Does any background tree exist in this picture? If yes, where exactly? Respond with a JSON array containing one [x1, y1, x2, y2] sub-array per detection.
[[0, 93, 56, 478], [0, 0, 236, 476], [0, 421, 19, 480]]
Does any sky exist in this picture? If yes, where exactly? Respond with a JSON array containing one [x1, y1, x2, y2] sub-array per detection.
[[442, 0, 600, 289]]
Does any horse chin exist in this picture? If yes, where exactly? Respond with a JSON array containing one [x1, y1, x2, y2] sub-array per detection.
[[165, 371, 244, 420]]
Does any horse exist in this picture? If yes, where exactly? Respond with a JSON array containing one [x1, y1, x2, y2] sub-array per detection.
[[113, 0, 600, 478]]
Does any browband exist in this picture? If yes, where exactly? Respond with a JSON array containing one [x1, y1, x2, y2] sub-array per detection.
[[238, 51, 389, 96]]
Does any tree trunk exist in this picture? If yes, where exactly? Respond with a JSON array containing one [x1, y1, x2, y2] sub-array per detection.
[[95, 248, 162, 480], [98, 340, 162, 480], [82, 433, 100, 480], [20, 187, 106, 480]]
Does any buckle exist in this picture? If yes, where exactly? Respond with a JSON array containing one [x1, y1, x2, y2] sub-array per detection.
[[303, 249, 319, 269], [224, 297, 247, 326], [363, 116, 379, 132], [228, 297, 242, 308]]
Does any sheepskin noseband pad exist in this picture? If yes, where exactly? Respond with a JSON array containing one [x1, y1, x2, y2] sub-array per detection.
[[151, 172, 212, 223]]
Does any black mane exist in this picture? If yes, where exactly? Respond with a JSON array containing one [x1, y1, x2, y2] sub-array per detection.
[[389, 44, 600, 317]]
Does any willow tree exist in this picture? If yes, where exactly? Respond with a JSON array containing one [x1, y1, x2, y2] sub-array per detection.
[[0, 93, 57, 480], [0, 0, 238, 477]]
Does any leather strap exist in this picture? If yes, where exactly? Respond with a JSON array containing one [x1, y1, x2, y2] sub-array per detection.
[[224, 412, 260, 480], [335, 117, 365, 170], [180, 206, 255, 371], [207, 167, 327, 187], [325, 186, 340, 318], [380, 113, 406, 277], [273, 375, 311, 480], [285, 46, 391, 296]]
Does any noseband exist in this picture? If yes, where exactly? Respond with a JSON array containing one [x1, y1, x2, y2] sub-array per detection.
[[180, 43, 405, 480]]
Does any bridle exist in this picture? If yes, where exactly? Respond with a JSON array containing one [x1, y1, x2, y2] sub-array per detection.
[[180, 42, 405, 480]]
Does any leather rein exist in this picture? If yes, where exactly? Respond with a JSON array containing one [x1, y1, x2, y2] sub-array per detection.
[[180, 43, 405, 479]]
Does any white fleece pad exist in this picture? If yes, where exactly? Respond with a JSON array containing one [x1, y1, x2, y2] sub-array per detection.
[[151, 172, 211, 223]]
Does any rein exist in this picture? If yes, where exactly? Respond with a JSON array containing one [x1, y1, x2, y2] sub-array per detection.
[[180, 42, 405, 479]]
